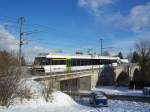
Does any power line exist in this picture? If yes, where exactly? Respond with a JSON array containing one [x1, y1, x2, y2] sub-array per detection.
[[0, 16, 110, 55], [100, 39, 103, 55], [0, 16, 18, 23]]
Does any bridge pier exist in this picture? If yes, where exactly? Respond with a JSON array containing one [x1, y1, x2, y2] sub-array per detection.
[[60, 76, 92, 91]]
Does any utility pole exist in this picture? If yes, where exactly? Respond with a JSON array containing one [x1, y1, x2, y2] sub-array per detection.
[[18, 17, 24, 75], [100, 39, 103, 55]]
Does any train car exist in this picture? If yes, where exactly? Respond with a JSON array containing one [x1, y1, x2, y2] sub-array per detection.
[[32, 53, 120, 74]]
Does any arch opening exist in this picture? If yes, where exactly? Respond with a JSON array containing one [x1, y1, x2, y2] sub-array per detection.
[[116, 71, 129, 86], [97, 66, 116, 86], [129, 68, 145, 89]]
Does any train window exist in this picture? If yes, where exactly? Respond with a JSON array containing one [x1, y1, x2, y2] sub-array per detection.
[[101, 59, 104, 65], [99, 59, 102, 65], [96, 59, 99, 65], [72, 59, 77, 66], [49, 58, 66, 65], [81, 59, 84, 66], [34, 57, 118, 66], [86, 59, 89, 65], [105, 59, 107, 64], [72, 59, 90, 66], [78, 59, 82, 66]]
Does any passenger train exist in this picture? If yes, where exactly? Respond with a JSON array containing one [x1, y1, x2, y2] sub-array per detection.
[[32, 53, 120, 73]]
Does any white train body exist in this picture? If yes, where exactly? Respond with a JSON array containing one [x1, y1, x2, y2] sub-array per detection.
[[32, 54, 120, 73]]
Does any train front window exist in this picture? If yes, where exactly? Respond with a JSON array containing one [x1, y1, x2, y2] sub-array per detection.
[[34, 57, 48, 65]]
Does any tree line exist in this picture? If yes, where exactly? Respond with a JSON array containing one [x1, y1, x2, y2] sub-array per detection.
[[131, 40, 150, 83]]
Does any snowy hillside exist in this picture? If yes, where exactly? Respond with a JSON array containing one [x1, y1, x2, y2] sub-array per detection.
[[0, 79, 149, 112]]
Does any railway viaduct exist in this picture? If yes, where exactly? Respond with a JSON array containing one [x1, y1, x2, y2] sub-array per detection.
[[29, 63, 140, 92]]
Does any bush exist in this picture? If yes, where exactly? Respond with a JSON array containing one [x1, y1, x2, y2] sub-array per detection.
[[16, 83, 33, 102], [42, 79, 58, 102], [0, 74, 20, 107], [0, 51, 21, 107]]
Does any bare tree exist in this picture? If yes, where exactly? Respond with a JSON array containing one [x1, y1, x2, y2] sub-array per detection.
[[0, 50, 20, 107], [42, 79, 57, 102], [0, 73, 20, 107], [0, 51, 19, 76], [135, 40, 150, 82]]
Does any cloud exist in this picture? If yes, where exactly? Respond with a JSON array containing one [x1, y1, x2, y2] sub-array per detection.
[[78, 0, 115, 16], [112, 2, 150, 33], [0, 25, 18, 51], [78, 0, 150, 32], [125, 2, 150, 32], [110, 31, 150, 56], [24, 46, 50, 63], [24, 46, 64, 63], [0, 25, 52, 63]]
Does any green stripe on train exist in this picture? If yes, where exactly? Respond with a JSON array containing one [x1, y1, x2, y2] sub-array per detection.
[[66, 58, 71, 72]]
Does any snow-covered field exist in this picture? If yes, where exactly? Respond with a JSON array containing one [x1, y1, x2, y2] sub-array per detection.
[[0, 91, 149, 112], [0, 80, 150, 112], [78, 98, 150, 112], [94, 86, 150, 97]]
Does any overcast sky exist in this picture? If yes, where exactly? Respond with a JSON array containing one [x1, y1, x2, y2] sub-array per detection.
[[0, 0, 150, 61]]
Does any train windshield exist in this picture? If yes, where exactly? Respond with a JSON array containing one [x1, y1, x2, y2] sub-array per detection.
[[34, 57, 48, 65]]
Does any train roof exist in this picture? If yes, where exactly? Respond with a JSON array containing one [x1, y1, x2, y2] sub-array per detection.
[[37, 53, 120, 60]]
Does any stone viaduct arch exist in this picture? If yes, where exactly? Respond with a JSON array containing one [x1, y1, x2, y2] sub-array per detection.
[[96, 63, 140, 86], [129, 63, 140, 81]]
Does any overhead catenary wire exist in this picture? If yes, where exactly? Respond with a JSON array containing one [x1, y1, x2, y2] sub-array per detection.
[[0, 16, 100, 52], [0, 16, 18, 23], [0, 16, 123, 55]]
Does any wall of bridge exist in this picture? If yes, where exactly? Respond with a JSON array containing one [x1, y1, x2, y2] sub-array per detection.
[[59, 75, 92, 91], [31, 63, 140, 92], [92, 64, 140, 87]]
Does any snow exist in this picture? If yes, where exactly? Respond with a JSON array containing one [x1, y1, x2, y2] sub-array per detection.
[[0, 91, 93, 112], [94, 86, 150, 97], [120, 59, 129, 64], [106, 100, 150, 112], [52, 91, 77, 106], [78, 98, 150, 112], [0, 80, 149, 112], [18, 79, 46, 97], [0, 79, 92, 112], [1, 97, 150, 112]]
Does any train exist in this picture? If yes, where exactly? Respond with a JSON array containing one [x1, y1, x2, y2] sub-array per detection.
[[31, 53, 120, 74]]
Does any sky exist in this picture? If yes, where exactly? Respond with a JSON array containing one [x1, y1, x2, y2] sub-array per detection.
[[0, 0, 150, 61]]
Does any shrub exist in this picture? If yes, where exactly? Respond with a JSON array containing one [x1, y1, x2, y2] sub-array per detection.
[[0, 51, 21, 107], [42, 79, 58, 102], [0, 74, 20, 107]]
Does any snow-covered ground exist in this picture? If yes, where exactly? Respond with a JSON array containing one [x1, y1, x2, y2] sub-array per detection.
[[77, 98, 150, 112], [0, 91, 93, 112], [94, 86, 150, 97], [1, 91, 150, 112], [0, 80, 150, 112], [1, 92, 149, 112]]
